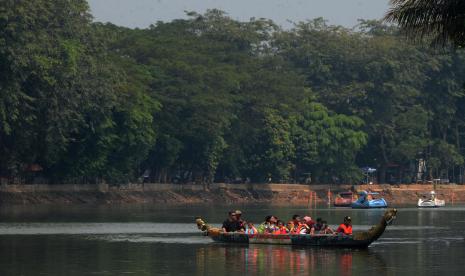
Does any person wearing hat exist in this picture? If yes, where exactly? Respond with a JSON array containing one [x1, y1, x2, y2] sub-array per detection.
[[235, 210, 245, 231], [336, 216, 353, 235]]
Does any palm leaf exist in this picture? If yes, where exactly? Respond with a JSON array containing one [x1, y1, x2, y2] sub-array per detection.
[[385, 0, 465, 47]]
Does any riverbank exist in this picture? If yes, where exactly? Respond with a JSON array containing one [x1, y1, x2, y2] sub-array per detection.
[[0, 183, 464, 206]]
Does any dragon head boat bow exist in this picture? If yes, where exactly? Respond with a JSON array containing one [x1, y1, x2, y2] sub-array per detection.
[[195, 209, 397, 248]]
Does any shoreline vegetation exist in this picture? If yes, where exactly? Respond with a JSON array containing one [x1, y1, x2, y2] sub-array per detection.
[[1, 183, 464, 206], [2, 1, 465, 188]]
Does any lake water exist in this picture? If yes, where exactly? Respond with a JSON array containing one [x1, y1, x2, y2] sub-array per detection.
[[0, 204, 464, 275]]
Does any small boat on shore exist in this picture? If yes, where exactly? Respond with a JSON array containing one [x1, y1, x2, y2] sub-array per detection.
[[417, 191, 445, 208], [195, 209, 397, 248], [334, 191, 355, 207], [351, 191, 387, 209]]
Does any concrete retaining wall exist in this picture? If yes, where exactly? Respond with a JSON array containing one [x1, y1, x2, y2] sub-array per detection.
[[0, 184, 105, 193], [1, 182, 464, 193], [1, 182, 465, 206], [0, 183, 346, 193]]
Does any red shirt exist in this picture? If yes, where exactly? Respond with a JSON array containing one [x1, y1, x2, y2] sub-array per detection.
[[337, 224, 353, 235]]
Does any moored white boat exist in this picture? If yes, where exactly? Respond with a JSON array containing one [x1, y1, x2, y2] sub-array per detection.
[[417, 191, 445, 208]]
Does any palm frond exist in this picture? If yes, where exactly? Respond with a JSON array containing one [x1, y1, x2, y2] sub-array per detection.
[[385, 0, 465, 47]]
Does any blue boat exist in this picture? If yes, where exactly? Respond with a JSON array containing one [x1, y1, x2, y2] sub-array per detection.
[[351, 191, 388, 209]]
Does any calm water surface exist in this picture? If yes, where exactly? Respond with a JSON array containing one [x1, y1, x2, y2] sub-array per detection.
[[0, 204, 464, 275]]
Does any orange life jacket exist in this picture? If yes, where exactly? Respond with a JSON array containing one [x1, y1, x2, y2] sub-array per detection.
[[337, 223, 352, 235], [273, 226, 288, 235]]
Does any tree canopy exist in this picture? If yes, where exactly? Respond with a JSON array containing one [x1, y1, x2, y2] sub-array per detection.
[[1, 1, 465, 185]]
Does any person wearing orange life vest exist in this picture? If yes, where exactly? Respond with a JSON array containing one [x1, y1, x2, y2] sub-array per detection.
[[273, 220, 289, 235], [336, 216, 353, 235]]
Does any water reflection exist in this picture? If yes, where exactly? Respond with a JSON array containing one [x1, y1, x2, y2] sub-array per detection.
[[196, 245, 387, 276], [1, 204, 465, 276]]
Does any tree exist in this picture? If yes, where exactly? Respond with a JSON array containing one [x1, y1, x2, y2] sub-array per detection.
[[0, 1, 159, 183], [245, 109, 295, 182], [291, 100, 367, 183], [3, 4, 465, 186], [0, 0, 105, 180]]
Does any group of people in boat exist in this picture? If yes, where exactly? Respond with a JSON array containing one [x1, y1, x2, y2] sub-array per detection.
[[222, 210, 353, 236]]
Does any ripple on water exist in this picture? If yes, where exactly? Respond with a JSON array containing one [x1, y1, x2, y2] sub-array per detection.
[[89, 234, 213, 244], [0, 222, 199, 235], [0, 222, 450, 235], [373, 236, 465, 246]]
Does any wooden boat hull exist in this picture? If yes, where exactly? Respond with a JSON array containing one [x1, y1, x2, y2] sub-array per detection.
[[209, 233, 374, 248]]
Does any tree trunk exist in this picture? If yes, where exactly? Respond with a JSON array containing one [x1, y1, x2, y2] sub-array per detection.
[[379, 165, 386, 184], [379, 134, 389, 184]]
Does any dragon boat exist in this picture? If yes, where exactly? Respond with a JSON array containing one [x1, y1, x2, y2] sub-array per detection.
[[195, 209, 397, 248]]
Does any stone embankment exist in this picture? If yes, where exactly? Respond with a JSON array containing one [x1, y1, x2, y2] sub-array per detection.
[[0, 183, 464, 206]]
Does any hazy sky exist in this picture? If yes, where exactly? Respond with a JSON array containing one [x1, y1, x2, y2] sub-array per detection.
[[88, 0, 390, 29]]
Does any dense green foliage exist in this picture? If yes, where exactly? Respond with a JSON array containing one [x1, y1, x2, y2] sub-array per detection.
[[0, 0, 158, 183], [1, 2, 464, 184]]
